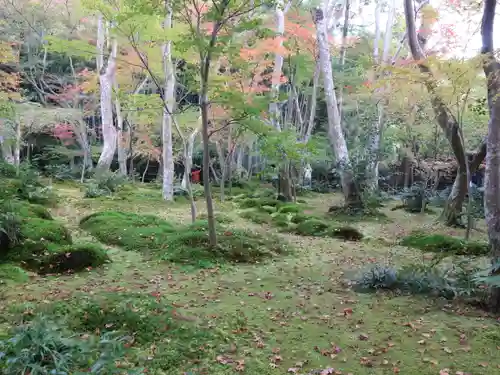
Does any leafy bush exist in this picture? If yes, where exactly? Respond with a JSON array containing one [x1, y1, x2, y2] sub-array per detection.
[[0, 317, 139, 375], [38, 242, 110, 274], [0, 161, 17, 178], [353, 263, 460, 299], [80, 211, 175, 255], [400, 232, 489, 256], [95, 171, 127, 193], [0, 208, 22, 252], [0, 264, 29, 284], [84, 183, 111, 198]]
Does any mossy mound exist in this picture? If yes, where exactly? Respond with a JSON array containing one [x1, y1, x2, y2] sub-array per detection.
[[38, 242, 110, 275], [234, 193, 364, 241], [4, 199, 52, 220], [80, 211, 291, 266], [161, 220, 291, 266], [400, 232, 489, 256], [80, 211, 176, 254], [198, 212, 234, 224], [0, 264, 30, 284], [328, 204, 388, 222]]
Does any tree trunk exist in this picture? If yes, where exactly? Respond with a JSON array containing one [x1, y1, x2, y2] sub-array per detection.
[[161, 3, 175, 201], [199, 24, 221, 247], [481, 0, 500, 312], [182, 128, 199, 189], [95, 17, 118, 175], [114, 81, 127, 176], [365, 0, 396, 191], [314, 4, 360, 207], [403, 0, 470, 226]]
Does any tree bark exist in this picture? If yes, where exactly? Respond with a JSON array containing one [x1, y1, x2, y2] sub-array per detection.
[[182, 128, 199, 190], [314, 4, 360, 207], [481, 0, 500, 312], [365, 0, 396, 192], [113, 81, 127, 176], [95, 16, 118, 175], [161, 3, 175, 201], [403, 0, 469, 226]]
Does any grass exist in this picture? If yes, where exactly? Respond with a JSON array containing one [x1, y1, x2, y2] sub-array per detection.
[[0, 182, 499, 374]]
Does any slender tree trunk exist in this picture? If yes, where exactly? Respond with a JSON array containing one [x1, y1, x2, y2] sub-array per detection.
[[114, 81, 127, 176], [365, 0, 396, 191], [182, 128, 199, 189], [199, 25, 221, 247], [161, 3, 175, 201], [314, 4, 360, 207], [403, 0, 470, 226], [95, 17, 118, 175], [481, 0, 500, 312]]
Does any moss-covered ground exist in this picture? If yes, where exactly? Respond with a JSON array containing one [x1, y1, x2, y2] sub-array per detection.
[[1, 181, 499, 375]]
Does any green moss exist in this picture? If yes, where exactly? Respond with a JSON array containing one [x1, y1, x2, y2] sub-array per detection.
[[400, 232, 489, 256], [6, 217, 72, 263], [198, 212, 234, 224], [38, 242, 110, 274], [240, 210, 271, 224], [272, 213, 292, 228], [162, 220, 291, 266], [290, 213, 315, 224], [4, 200, 52, 220], [261, 205, 276, 213], [277, 204, 301, 214], [295, 219, 331, 236], [81, 212, 290, 267], [80, 211, 176, 254], [0, 264, 29, 284]]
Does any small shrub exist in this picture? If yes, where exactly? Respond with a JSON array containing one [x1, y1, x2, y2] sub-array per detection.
[[0, 317, 138, 375], [95, 171, 127, 193], [84, 183, 111, 198], [354, 264, 398, 291], [353, 263, 458, 299], [80, 211, 175, 255], [0, 264, 29, 283], [0, 161, 17, 178], [38, 242, 110, 274], [0, 210, 22, 252], [400, 232, 489, 256]]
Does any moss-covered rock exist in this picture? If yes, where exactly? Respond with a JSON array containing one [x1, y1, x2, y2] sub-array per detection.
[[38, 242, 110, 274], [400, 232, 489, 256]]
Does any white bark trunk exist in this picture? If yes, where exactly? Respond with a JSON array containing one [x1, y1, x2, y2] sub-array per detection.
[[114, 81, 127, 176], [269, 1, 291, 131], [314, 4, 358, 205], [96, 16, 118, 174], [161, 5, 175, 201], [365, 0, 396, 191], [182, 128, 199, 189]]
